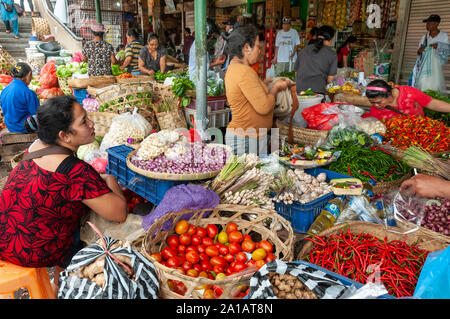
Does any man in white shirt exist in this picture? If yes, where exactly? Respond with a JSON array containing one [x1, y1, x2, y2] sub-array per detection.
[[418, 14, 448, 55], [272, 17, 300, 76]]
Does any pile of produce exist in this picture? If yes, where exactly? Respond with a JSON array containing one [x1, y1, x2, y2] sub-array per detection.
[[150, 220, 276, 299], [271, 168, 332, 205], [278, 71, 295, 81], [278, 143, 338, 167], [423, 90, 450, 126], [327, 126, 373, 149], [117, 72, 133, 79], [421, 198, 450, 236], [383, 115, 450, 153], [403, 146, 450, 180], [267, 273, 318, 299], [171, 77, 194, 107], [131, 130, 229, 175], [111, 64, 126, 76], [304, 230, 430, 298], [56, 62, 88, 78], [98, 92, 153, 112], [327, 145, 412, 183]]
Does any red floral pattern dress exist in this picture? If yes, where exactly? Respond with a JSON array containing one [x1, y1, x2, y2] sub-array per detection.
[[364, 86, 433, 121], [0, 157, 110, 267]]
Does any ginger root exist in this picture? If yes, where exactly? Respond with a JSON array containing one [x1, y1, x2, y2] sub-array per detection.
[[268, 272, 318, 299]]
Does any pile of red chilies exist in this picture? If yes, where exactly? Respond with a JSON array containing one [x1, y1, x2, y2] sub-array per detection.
[[304, 229, 430, 298]]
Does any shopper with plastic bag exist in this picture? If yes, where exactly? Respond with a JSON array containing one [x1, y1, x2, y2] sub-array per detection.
[[410, 14, 449, 94], [363, 79, 450, 121]]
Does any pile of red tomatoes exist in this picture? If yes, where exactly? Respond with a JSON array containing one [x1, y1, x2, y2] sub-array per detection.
[[149, 220, 276, 299]]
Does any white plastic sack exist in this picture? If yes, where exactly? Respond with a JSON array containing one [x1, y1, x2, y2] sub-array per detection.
[[415, 47, 446, 93]]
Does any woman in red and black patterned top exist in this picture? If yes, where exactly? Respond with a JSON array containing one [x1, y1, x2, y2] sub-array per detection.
[[0, 96, 127, 288]]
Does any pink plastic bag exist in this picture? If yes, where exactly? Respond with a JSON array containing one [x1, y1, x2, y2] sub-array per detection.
[[39, 61, 58, 89]]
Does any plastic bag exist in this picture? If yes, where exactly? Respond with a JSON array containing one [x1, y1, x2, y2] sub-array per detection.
[[415, 47, 446, 94], [39, 60, 58, 89], [301, 103, 364, 131], [100, 108, 152, 152], [206, 71, 225, 97], [336, 196, 385, 225], [266, 64, 275, 79], [36, 87, 65, 99], [247, 260, 356, 299], [414, 246, 450, 299], [89, 157, 108, 174], [58, 234, 159, 299], [326, 124, 373, 149]]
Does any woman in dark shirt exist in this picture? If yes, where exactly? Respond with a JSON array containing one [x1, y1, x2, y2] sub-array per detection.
[[138, 33, 168, 75]]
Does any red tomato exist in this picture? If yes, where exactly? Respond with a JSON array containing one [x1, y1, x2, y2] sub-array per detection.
[[167, 235, 179, 247], [196, 227, 207, 238], [243, 234, 252, 242], [206, 224, 218, 238], [202, 237, 214, 247], [191, 235, 202, 246], [198, 271, 209, 278], [228, 243, 242, 255], [175, 280, 187, 295], [150, 252, 162, 263], [228, 231, 244, 244], [186, 245, 197, 253], [233, 262, 247, 273], [235, 252, 248, 263], [213, 265, 224, 275], [207, 273, 215, 280], [225, 266, 233, 276], [203, 289, 216, 299], [200, 260, 213, 272], [185, 250, 200, 264], [197, 244, 206, 254], [193, 263, 202, 273], [209, 256, 226, 268], [241, 240, 256, 253], [182, 261, 192, 272], [166, 257, 181, 268], [205, 245, 219, 257], [246, 259, 256, 268], [176, 255, 185, 264], [226, 222, 238, 234], [177, 244, 186, 254], [265, 252, 275, 263], [179, 233, 191, 246], [213, 286, 224, 298], [175, 220, 189, 235], [216, 243, 228, 256], [255, 260, 266, 268], [187, 224, 197, 236], [259, 240, 274, 253], [161, 247, 177, 260], [186, 269, 198, 278], [175, 267, 185, 275], [224, 253, 235, 263], [199, 253, 209, 263]]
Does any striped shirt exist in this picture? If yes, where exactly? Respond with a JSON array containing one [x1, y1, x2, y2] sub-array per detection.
[[124, 40, 144, 73]]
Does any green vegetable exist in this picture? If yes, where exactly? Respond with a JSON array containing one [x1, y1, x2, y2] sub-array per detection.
[[423, 90, 450, 126], [111, 64, 125, 76], [328, 125, 373, 148], [279, 71, 295, 81], [77, 140, 100, 160]]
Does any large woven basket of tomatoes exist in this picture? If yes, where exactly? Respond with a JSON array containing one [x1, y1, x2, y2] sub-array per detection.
[[141, 204, 295, 299]]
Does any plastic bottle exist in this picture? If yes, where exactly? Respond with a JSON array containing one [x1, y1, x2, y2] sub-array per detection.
[[307, 196, 346, 236]]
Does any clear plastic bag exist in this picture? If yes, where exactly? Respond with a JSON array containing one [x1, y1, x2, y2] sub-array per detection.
[[100, 108, 152, 152], [335, 196, 385, 225]]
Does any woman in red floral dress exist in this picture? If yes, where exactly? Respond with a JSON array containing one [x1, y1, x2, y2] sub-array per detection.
[[0, 96, 127, 291]]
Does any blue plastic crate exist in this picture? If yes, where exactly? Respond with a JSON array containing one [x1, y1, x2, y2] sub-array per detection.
[[273, 168, 351, 234], [73, 88, 90, 105], [106, 145, 189, 205]]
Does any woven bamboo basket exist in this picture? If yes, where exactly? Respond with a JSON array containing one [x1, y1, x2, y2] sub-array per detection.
[[138, 108, 160, 131], [10, 150, 26, 170], [297, 221, 449, 261], [395, 218, 450, 245], [58, 77, 73, 95], [141, 204, 295, 299], [97, 90, 154, 114], [87, 112, 119, 137], [155, 107, 187, 130], [152, 82, 175, 100], [116, 75, 154, 84], [276, 119, 329, 146], [371, 172, 413, 195], [335, 93, 371, 108], [31, 18, 51, 41], [89, 82, 155, 105], [375, 143, 446, 159], [126, 144, 232, 181], [0, 46, 17, 75], [68, 76, 117, 89]]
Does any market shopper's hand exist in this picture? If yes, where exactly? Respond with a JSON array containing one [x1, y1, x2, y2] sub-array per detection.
[[400, 174, 449, 199], [271, 58, 277, 65], [264, 77, 273, 85], [430, 43, 438, 49], [147, 70, 155, 76], [418, 47, 425, 55]]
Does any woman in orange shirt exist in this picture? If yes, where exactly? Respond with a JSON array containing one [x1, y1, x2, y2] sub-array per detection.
[[224, 24, 294, 155]]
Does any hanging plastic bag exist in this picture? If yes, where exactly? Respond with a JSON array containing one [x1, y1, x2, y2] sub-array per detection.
[[100, 108, 152, 152], [39, 60, 59, 89], [58, 223, 159, 299], [415, 47, 446, 93], [414, 246, 450, 299]]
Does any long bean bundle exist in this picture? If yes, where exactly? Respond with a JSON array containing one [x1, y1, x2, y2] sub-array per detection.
[[327, 145, 412, 183]]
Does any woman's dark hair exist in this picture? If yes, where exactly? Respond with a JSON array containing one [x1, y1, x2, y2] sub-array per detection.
[[28, 96, 79, 145], [365, 79, 393, 99], [147, 32, 159, 43], [11, 62, 32, 79], [338, 35, 357, 54], [313, 25, 335, 53], [91, 30, 104, 38], [127, 28, 140, 40], [224, 24, 258, 60]]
